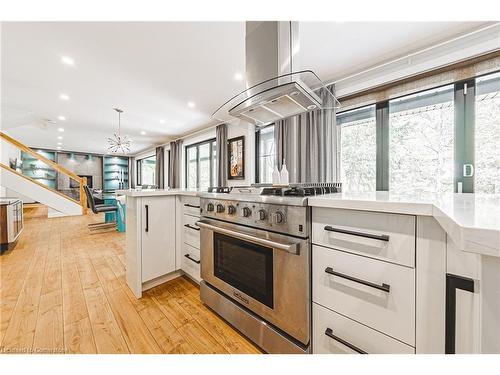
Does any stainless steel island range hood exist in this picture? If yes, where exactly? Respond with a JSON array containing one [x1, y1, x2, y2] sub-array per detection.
[[212, 22, 340, 126]]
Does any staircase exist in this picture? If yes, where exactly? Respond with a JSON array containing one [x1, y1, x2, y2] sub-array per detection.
[[0, 131, 87, 217]]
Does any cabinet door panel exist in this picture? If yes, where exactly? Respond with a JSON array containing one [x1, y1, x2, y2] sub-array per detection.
[[141, 197, 176, 282]]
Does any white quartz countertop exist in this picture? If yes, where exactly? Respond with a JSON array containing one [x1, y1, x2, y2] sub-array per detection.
[[309, 192, 500, 257], [115, 188, 199, 197]]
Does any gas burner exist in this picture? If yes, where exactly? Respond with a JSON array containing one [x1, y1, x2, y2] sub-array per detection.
[[207, 187, 232, 193], [260, 187, 284, 196]]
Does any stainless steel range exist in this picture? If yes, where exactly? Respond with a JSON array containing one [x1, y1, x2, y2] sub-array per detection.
[[197, 183, 341, 354]]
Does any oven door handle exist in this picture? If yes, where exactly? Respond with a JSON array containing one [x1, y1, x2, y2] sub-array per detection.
[[196, 221, 300, 255]]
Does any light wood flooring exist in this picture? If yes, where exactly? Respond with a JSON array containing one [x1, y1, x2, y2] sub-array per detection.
[[0, 208, 261, 354]]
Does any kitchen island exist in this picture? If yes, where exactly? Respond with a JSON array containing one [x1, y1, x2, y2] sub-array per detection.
[[116, 188, 201, 298], [307, 192, 500, 354]]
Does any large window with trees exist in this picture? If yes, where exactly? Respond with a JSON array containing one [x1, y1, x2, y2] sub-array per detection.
[[255, 124, 276, 183], [185, 139, 217, 190], [338, 70, 499, 195], [475, 72, 500, 194], [338, 105, 376, 192], [388, 85, 455, 195]]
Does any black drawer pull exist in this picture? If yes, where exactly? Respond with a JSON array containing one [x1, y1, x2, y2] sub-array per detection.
[[184, 203, 201, 209], [325, 328, 367, 354], [184, 224, 200, 231], [184, 254, 201, 264], [145, 205, 149, 232], [324, 226, 389, 242], [325, 267, 390, 293]]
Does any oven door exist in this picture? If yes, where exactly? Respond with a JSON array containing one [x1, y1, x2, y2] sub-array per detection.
[[198, 218, 310, 345]]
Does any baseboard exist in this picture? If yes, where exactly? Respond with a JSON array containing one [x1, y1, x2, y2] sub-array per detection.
[[142, 270, 182, 292]]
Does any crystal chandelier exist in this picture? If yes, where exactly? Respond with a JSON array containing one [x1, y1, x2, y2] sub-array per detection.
[[107, 108, 131, 154]]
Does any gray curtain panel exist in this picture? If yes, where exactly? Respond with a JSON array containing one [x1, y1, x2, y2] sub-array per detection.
[[216, 123, 228, 187], [130, 157, 136, 188], [155, 146, 165, 189], [274, 84, 338, 183], [168, 139, 183, 188]]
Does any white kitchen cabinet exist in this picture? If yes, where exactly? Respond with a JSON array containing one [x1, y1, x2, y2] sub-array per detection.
[[312, 207, 416, 267], [126, 194, 179, 298], [180, 196, 201, 283], [141, 196, 177, 282], [313, 303, 415, 354], [313, 244, 416, 346]]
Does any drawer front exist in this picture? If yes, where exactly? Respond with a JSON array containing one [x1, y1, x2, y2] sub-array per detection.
[[183, 214, 200, 249], [313, 245, 416, 346], [181, 243, 201, 283], [313, 303, 414, 354], [182, 196, 201, 217], [312, 207, 416, 267]]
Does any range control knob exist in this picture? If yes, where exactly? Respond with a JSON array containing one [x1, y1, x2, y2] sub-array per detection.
[[274, 211, 285, 224], [242, 207, 252, 218], [258, 209, 267, 221], [216, 204, 225, 213], [207, 203, 214, 212], [227, 205, 236, 215]]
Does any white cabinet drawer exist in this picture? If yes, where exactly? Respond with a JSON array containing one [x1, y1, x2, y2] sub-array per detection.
[[183, 214, 200, 249], [312, 208, 416, 267], [313, 245, 415, 346], [181, 243, 201, 283], [313, 303, 414, 354], [182, 196, 201, 217]]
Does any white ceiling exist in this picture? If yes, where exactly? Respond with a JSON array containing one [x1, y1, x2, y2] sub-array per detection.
[[1, 22, 246, 154], [299, 21, 490, 83], [1, 21, 490, 155]]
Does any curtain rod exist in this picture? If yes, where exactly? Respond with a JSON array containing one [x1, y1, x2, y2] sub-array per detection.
[[327, 22, 500, 87]]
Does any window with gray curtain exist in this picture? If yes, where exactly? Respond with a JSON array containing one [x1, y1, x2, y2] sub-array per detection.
[[255, 124, 276, 183], [274, 84, 338, 183]]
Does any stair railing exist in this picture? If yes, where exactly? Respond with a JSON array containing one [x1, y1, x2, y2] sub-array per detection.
[[0, 131, 87, 214]]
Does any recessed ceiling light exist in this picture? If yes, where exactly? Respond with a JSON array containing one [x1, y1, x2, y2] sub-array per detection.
[[58, 115, 66, 121], [57, 142, 62, 146], [57, 127, 64, 132], [187, 101, 195, 108], [234, 72, 243, 81], [140, 131, 146, 135], [59, 93, 70, 101], [160, 119, 165, 124], [61, 56, 75, 66], [57, 136, 63, 140], [57, 146, 62, 150]]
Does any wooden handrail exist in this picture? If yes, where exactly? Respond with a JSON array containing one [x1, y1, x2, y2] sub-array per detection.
[[0, 163, 81, 205], [0, 131, 88, 213], [0, 131, 84, 183]]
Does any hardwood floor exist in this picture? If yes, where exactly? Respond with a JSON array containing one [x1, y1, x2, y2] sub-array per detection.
[[0, 209, 261, 354]]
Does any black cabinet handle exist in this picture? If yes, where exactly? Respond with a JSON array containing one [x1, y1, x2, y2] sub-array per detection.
[[325, 267, 390, 293], [325, 328, 367, 354], [184, 254, 201, 264], [324, 225, 390, 242], [184, 224, 200, 231], [184, 203, 201, 209], [145, 205, 149, 232], [445, 273, 475, 354]]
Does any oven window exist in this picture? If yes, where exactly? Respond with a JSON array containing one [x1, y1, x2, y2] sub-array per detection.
[[214, 232, 274, 309]]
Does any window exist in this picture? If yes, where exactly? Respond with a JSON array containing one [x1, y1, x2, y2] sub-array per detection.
[[185, 139, 217, 190], [388, 85, 455, 195], [337, 105, 376, 192], [136, 155, 156, 186], [475, 72, 500, 194], [255, 124, 276, 183]]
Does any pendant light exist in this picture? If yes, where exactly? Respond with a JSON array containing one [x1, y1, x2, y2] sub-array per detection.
[[107, 108, 131, 154]]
